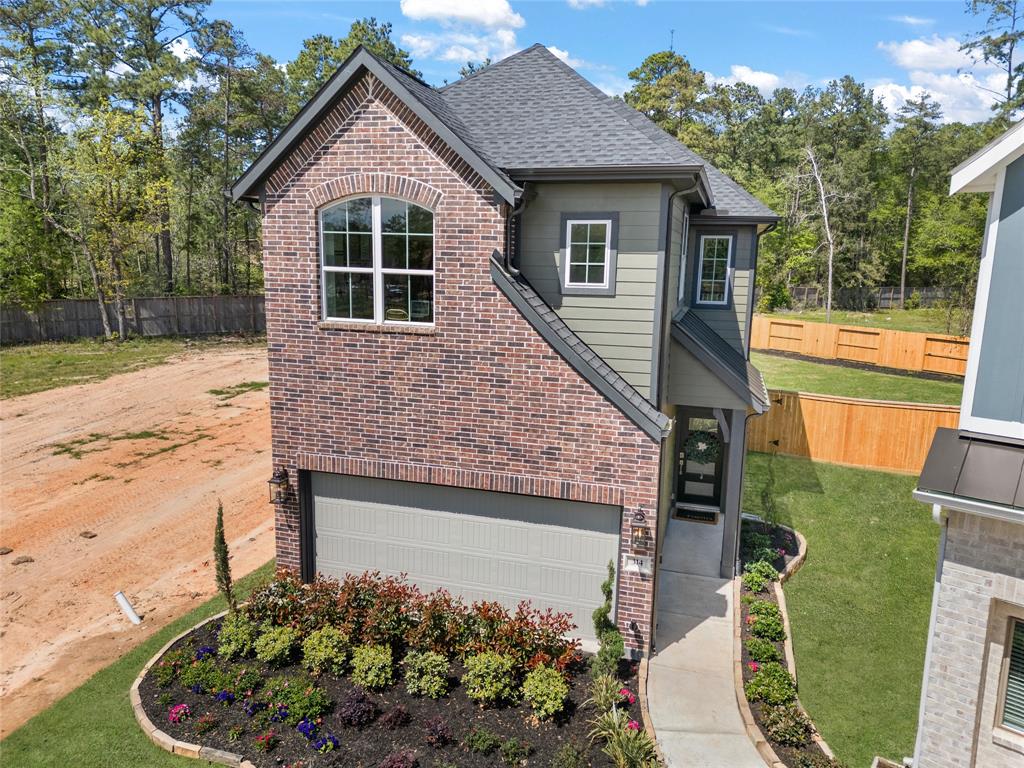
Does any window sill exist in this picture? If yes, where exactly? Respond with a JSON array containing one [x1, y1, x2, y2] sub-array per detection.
[[993, 726, 1024, 756], [317, 321, 437, 335]]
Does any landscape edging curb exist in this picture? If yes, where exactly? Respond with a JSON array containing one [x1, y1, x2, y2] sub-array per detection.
[[130, 609, 257, 768], [733, 524, 838, 764]]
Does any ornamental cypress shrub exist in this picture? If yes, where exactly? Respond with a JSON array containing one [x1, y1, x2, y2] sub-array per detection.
[[213, 500, 235, 613]]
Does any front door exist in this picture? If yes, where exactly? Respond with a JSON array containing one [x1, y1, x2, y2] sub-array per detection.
[[660, 409, 725, 576]]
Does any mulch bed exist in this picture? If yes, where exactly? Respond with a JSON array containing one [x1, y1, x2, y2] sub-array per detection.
[[140, 619, 639, 768], [739, 520, 833, 767]]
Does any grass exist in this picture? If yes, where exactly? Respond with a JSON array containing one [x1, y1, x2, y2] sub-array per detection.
[[744, 453, 937, 767], [0, 335, 265, 399], [207, 380, 269, 400], [1, 561, 274, 767], [752, 351, 964, 405], [762, 307, 959, 335]]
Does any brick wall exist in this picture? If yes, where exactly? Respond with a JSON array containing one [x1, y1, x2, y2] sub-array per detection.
[[916, 511, 1024, 767], [261, 71, 663, 652]]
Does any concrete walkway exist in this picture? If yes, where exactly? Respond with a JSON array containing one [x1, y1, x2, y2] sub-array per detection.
[[646, 570, 765, 768]]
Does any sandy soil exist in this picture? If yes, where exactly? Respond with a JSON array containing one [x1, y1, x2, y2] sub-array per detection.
[[0, 346, 274, 736]]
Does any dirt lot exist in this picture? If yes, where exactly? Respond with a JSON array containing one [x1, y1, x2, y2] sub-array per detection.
[[0, 345, 274, 736]]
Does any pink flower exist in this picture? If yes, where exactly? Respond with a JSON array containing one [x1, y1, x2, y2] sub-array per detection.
[[747, 661, 760, 673], [746, 615, 755, 625], [626, 720, 641, 731], [168, 703, 191, 723], [777, 548, 785, 556], [619, 687, 636, 704]]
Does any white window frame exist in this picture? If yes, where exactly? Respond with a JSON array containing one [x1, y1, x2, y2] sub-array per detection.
[[695, 234, 733, 307], [319, 196, 435, 327], [563, 218, 613, 290]]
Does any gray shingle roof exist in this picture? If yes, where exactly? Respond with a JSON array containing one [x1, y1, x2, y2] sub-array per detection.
[[490, 256, 671, 440], [440, 44, 776, 219], [671, 309, 769, 413]]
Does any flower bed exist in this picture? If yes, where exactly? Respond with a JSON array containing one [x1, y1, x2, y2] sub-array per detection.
[[138, 570, 657, 768], [738, 521, 844, 768]]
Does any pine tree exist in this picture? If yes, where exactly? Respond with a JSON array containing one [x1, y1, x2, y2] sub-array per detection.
[[214, 500, 235, 612]]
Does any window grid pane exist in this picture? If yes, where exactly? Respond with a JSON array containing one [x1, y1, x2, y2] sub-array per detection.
[[1004, 621, 1024, 732], [699, 237, 729, 303], [567, 221, 609, 286]]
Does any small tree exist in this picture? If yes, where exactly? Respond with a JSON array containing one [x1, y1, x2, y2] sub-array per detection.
[[214, 500, 236, 612]]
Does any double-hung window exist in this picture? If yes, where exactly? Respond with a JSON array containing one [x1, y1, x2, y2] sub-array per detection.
[[1001, 619, 1024, 733], [320, 196, 434, 325], [563, 217, 614, 291], [695, 234, 732, 306]]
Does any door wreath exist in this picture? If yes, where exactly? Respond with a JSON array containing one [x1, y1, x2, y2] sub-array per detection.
[[684, 429, 720, 465]]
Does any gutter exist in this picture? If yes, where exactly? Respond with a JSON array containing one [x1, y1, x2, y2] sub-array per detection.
[[911, 489, 1024, 526]]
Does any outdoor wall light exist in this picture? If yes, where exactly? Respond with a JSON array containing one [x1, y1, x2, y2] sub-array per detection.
[[268, 468, 290, 503], [630, 509, 649, 550]]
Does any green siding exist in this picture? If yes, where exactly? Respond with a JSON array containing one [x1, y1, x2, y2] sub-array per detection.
[[519, 182, 663, 397], [666, 340, 748, 410]]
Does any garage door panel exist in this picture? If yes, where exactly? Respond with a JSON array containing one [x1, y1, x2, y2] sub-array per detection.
[[311, 474, 620, 641]]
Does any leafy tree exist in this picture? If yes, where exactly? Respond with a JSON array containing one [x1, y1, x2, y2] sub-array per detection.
[[963, 0, 1024, 115], [624, 50, 713, 149]]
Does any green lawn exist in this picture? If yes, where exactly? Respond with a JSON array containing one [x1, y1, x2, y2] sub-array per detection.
[[752, 350, 964, 405], [744, 453, 937, 767], [0, 335, 265, 399], [1, 562, 274, 768], [762, 307, 959, 335]]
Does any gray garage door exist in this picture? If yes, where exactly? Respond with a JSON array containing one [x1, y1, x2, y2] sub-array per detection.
[[311, 473, 621, 641]]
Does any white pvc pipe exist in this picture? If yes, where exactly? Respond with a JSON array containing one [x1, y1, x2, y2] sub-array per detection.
[[114, 591, 142, 625]]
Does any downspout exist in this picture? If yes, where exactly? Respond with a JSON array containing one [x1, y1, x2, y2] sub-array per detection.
[[504, 187, 528, 276], [912, 505, 948, 767], [647, 176, 702, 657]]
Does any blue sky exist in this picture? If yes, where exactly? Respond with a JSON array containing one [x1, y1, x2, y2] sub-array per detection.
[[206, 1, 1003, 123]]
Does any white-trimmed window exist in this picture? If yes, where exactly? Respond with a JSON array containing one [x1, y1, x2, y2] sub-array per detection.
[[696, 234, 732, 306], [320, 196, 434, 324], [564, 219, 612, 288], [1000, 619, 1024, 733]]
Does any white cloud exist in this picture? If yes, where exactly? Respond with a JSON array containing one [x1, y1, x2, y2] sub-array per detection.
[[169, 36, 198, 62], [764, 24, 811, 37], [872, 71, 1000, 123], [707, 65, 808, 96], [401, 29, 519, 64], [888, 15, 934, 27], [877, 35, 974, 71], [591, 74, 632, 97], [547, 46, 584, 68], [399, 0, 524, 29], [567, 0, 605, 7]]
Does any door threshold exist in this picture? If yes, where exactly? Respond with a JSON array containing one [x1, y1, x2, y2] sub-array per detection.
[[673, 504, 720, 524]]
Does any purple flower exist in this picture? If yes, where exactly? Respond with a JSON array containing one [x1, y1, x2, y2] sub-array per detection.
[[190, 684, 203, 694], [296, 718, 318, 740], [312, 733, 339, 754], [195, 645, 216, 661], [270, 705, 289, 723], [243, 699, 266, 718], [215, 690, 235, 706]]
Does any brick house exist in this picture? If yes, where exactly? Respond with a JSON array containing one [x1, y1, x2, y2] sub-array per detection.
[[912, 120, 1024, 766], [232, 45, 776, 655]]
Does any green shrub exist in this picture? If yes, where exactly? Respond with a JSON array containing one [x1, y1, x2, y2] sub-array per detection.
[[261, 674, 331, 725], [223, 664, 264, 696], [741, 560, 778, 593], [500, 737, 531, 766], [152, 647, 191, 687], [302, 626, 348, 676], [254, 625, 299, 667], [463, 651, 519, 706], [749, 600, 782, 620], [750, 612, 786, 642], [757, 283, 792, 313], [762, 702, 812, 747], [218, 613, 260, 659], [741, 530, 773, 553], [549, 740, 589, 768], [403, 650, 450, 699], [350, 644, 394, 690], [179, 659, 228, 693], [745, 637, 782, 664], [584, 673, 622, 712], [591, 628, 624, 678], [522, 665, 569, 720], [591, 561, 617, 638], [751, 546, 780, 564], [796, 755, 848, 768], [464, 726, 503, 755], [743, 662, 796, 705]]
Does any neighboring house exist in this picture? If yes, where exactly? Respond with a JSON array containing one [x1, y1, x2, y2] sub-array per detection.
[[912, 120, 1024, 767], [232, 44, 776, 654]]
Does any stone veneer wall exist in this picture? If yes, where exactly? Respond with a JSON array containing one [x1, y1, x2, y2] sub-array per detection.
[[260, 70, 663, 653], [917, 511, 1024, 767]]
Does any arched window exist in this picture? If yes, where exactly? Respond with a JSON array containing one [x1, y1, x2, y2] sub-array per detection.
[[320, 196, 434, 324]]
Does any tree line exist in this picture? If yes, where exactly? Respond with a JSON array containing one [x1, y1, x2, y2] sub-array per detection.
[[1, 0, 1020, 337]]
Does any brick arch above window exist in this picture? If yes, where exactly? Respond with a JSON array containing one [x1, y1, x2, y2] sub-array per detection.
[[306, 173, 444, 212]]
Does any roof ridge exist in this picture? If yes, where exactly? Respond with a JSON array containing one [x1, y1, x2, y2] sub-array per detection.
[[438, 43, 547, 92]]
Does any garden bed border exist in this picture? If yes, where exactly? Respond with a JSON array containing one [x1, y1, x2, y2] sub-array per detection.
[[732, 521, 838, 766], [131, 609, 256, 768]]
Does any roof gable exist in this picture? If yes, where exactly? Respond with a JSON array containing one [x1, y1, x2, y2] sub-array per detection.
[[231, 47, 518, 203], [950, 120, 1024, 194]]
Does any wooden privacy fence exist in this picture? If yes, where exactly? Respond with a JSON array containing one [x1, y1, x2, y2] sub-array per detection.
[[751, 315, 969, 376], [747, 389, 960, 474], [1, 295, 265, 345]]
